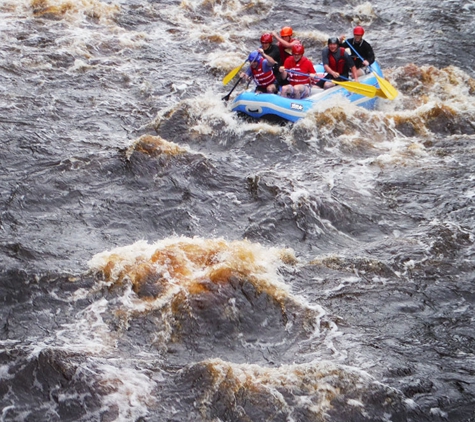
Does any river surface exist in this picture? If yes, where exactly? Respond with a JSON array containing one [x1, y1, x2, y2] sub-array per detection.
[[1, 0, 475, 421]]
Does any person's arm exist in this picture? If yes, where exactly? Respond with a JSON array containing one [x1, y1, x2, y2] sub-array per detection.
[[307, 60, 316, 75], [258, 48, 276, 66], [279, 57, 291, 79], [272, 32, 299, 49], [321, 47, 330, 66], [339, 35, 348, 48], [261, 60, 274, 73], [324, 64, 339, 78], [322, 50, 338, 78], [239, 67, 253, 81], [268, 45, 282, 65], [279, 66, 288, 80], [343, 53, 357, 80], [363, 41, 375, 65], [305, 60, 317, 79], [351, 65, 358, 82]]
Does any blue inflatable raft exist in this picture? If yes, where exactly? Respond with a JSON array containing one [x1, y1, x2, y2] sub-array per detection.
[[231, 62, 385, 123]]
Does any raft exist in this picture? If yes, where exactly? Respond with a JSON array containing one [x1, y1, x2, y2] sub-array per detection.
[[231, 62, 384, 123]]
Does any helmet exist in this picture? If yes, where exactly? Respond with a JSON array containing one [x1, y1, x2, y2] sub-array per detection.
[[292, 43, 304, 55], [248, 51, 261, 63], [260, 33, 273, 43], [280, 26, 293, 37], [353, 26, 365, 35], [328, 37, 339, 45]]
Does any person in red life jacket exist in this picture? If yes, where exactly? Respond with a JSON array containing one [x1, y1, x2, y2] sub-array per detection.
[[279, 44, 316, 99], [316, 37, 358, 90], [339, 26, 375, 76], [240, 50, 278, 94], [272, 26, 301, 68]]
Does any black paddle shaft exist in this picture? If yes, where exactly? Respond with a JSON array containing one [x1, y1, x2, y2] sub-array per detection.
[[222, 78, 242, 101]]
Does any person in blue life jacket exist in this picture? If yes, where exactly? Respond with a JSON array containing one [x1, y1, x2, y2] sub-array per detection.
[[240, 50, 278, 94], [339, 26, 375, 76], [316, 37, 358, 90]]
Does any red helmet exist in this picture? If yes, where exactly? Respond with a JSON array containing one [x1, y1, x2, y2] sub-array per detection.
[[280, 26, 293, 37], [260, 33, 273, 43], [353, 26, 365, 36], [292, 43, 304, 55]]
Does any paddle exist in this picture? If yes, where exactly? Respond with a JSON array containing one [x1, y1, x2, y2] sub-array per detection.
[[286, 69, 381, 98], [222, 60, 247, 86], [344, 40, 398, 100], [222, 77, 242, 101], [323, 74, 387, 99]]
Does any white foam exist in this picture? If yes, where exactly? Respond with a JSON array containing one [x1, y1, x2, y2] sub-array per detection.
[[88, 362, 156, 422], [0, 364, 14, 380]]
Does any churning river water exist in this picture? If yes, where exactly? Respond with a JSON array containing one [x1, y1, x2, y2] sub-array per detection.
[[1, 0, 475, 421]]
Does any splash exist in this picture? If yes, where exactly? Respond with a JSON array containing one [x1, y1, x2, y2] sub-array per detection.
[[92, 362, 156, 421], [208, 51, 246, 75], [29, 0, 119, 22], [284, 63, 475, 165], [391, 63, 475, 103], [290, 101, 399, 151], [153, 92, 287, 140], [183, 358, 407, 421], [157, 0, 274, 74], [153, 93, 236, 137], [89, 237, 295, 303], [377, 64, 475, 144], [86, 237, 328, 352], [351, 1, 377, 29], [310, 255, 395, 278], [179, 0, 271, 23], [125, 135, 189, 160]]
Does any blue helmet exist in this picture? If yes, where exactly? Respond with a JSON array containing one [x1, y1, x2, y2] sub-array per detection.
[[248, 51, 261, 63]]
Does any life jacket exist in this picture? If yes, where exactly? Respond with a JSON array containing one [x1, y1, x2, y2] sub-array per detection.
[[328, 47, 347, 74], [286, 57, 313, 85], [251, 58, 276, 86], [279, 38, 298, 62]]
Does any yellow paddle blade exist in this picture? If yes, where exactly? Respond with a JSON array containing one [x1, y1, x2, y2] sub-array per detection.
[[331, 80, 378, 98], [341, 40, 398, 100], [375, 74, 399, 100], [222, 61, 246, 86], [375, 88, 387, 99]]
